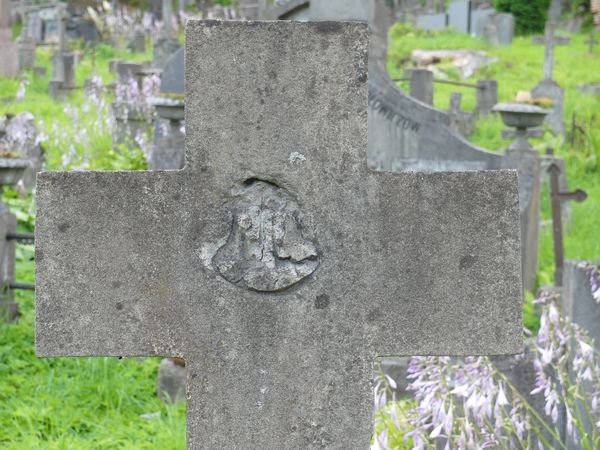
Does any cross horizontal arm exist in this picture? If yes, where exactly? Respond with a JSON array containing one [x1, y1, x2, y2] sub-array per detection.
[[36, 170, 190, 358], [363, 170, 523, 357]]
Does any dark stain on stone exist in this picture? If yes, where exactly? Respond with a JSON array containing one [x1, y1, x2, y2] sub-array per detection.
[[191, 373, 198, 379], [356, 71, 368, 84], [367, 308, 383, 323], [459, 255, 477, 270], [172, 193, 181, 201], [314, 21, 343, 34], [115, 302, 124, 310], [112, 280, 123, 289], [58, 223, 70, 233], [315, 294, 330, 309]]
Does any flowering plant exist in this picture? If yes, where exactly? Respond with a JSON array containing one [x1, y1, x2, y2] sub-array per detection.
[[374, 289, 600, 450]]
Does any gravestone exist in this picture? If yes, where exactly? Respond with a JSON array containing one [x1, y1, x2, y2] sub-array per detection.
[[17, 34, 36, 71], [563, 261, 600, 351], [476, 79, 498, 115], [416, 13, 447, 30], [470, 7, 494, 35], [66, 16, 99, 43], [49, 5, 76, 98], [0, 0, 18, 78], [309, 0, 368, 20], [531, 21, 565, 137], [130, 26, 146, 53], [447, 0, 471, 34], [150, 48, 185, 170], [36, 21, 523, 449], [482, 13, 515, 45], [26, 10, 43, 43], [409, 68, 433, 106], [153, 0, 181, 69]]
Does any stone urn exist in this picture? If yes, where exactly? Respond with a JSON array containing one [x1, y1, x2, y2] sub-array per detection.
[[493, 103, 550, 152]]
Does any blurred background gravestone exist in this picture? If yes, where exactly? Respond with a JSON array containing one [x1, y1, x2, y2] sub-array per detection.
[[150, 48, 185, 170], [0, 0, 18, 78], [153, 0, 181, 69]]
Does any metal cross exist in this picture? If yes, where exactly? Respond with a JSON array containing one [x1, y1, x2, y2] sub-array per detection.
[[547, 149, 587, 286]]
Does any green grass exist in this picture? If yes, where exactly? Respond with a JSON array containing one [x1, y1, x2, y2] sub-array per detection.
[[0, 23, 598, 449]]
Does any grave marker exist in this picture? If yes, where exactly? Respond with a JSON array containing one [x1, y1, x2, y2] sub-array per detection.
[[153, 0, 181, 69], [531, 21, 566, 137], [150, 48, 185, 170], [588, 32, 597, 54], [0, 0, 18, 77], [36, 21, 523, 448], [546, 153, 587, 286]]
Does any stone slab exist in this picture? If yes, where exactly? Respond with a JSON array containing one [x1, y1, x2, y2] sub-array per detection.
[[160, 48, 184, 94], [416, 13, 447, 30], [0, 27, 18, 78], [36, 21, 522, 449], [563, 260, 600, 351], [471, 8, 495, 37], [310, 0, 369, 21], [448, 0, 471, 34], [532, 79, 565, 136]]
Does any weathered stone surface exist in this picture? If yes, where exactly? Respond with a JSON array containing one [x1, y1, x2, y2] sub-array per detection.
[[36, 21, 522, 449], [210, 180, 320, 292]]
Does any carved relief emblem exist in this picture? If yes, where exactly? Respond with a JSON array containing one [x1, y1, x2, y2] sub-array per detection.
[[212, 180, 319, 292]]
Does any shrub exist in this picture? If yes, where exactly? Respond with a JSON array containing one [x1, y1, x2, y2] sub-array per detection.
[[495, 0, 552, 35]]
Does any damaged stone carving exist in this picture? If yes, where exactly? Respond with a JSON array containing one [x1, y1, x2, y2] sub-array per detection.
[[212, 179, 320, 292]]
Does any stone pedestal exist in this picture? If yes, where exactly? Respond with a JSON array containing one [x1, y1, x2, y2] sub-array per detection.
[[494, 103, 550, 292], [149, 111, 185, 170]]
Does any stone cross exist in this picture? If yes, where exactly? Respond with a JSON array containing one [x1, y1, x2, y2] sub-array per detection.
[[546, 150, 587, 286], [36, 21, 523, 449], [534, 19, 570, 81], [57, 3, 67, 53], [588, 32, 598, 54], [162, 0, 174, 39], [543, 21, 558, 81]]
